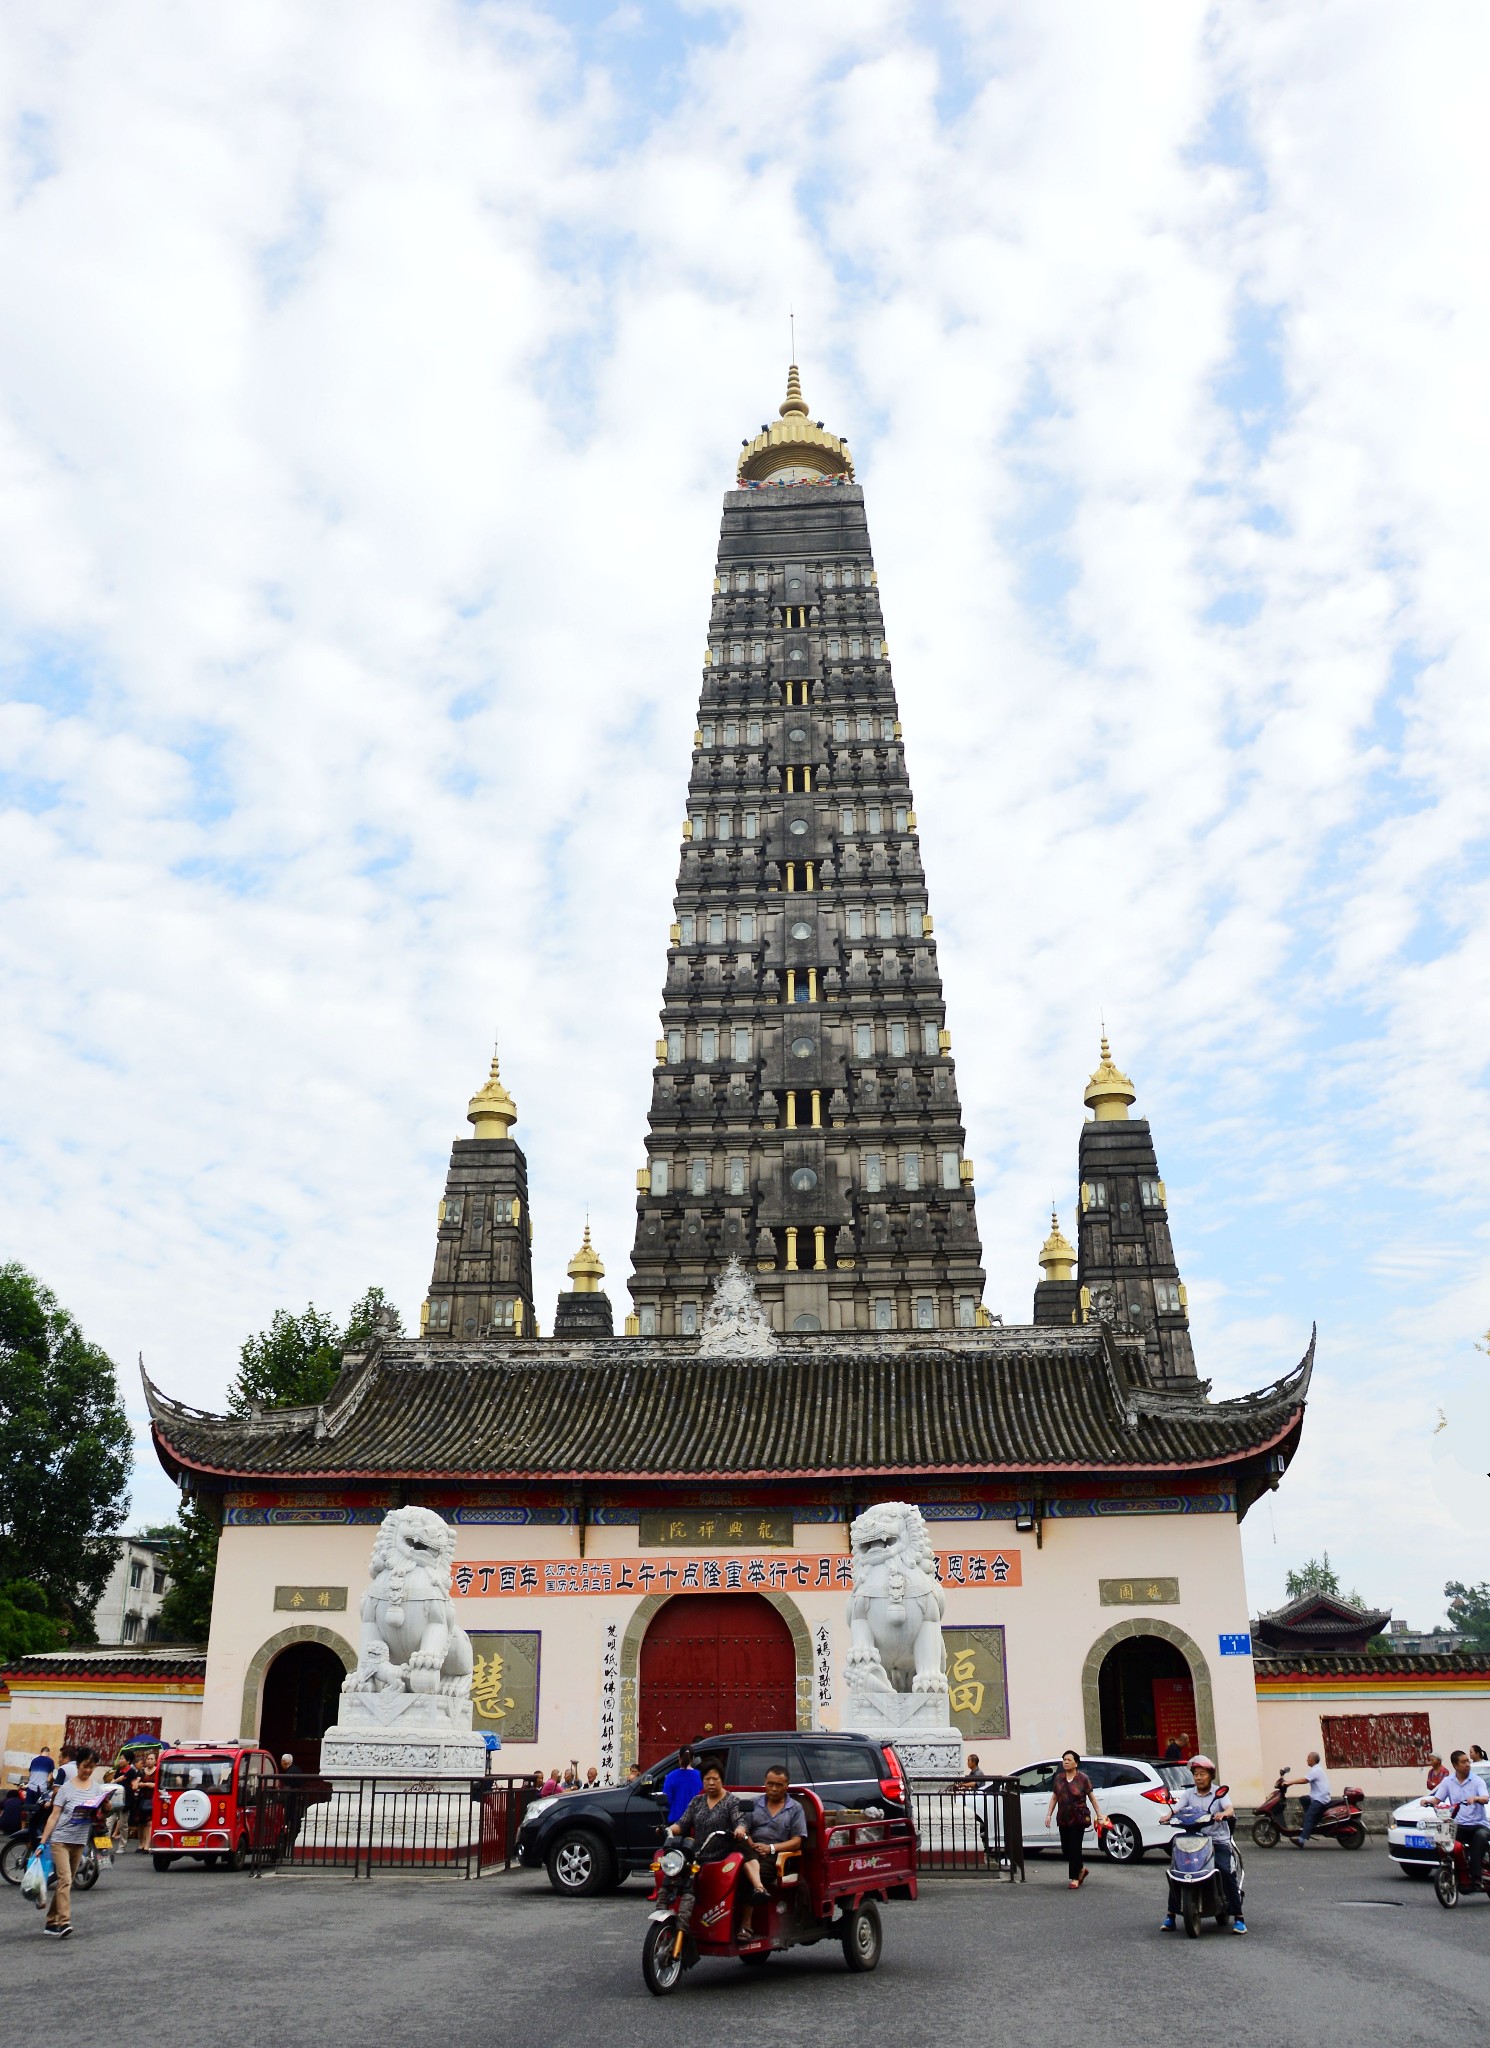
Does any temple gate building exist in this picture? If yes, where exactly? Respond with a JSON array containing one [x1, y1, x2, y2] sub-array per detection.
[[143, 367, 1342, 1800]]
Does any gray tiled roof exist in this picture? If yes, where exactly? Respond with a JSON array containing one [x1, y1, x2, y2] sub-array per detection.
[[145, 1324, 1312, 1486]]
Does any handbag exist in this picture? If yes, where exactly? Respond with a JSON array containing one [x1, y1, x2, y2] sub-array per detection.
[[20, 1843, 55, 1908]]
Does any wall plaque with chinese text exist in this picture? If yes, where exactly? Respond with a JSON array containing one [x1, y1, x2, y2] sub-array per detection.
[[942, 1626, 1009, 1740], [274, 1585, 348, 1611], [450, 1549, 1021, 1598], [639, 1510, 794, 1549], [1099, 1577, 1179, 1607], [467, 1630, 540, 1743]]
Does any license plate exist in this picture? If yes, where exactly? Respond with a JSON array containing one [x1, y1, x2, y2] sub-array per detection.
[[181, 1834, 204, 1847], [1403, 1834, 1433, 1849]]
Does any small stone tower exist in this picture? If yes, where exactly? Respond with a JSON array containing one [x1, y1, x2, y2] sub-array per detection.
[[553, 1225, 615, 1339], [1032, 1209, 1079, 1326], [422, 1049, 536, 1341], [1074, 1036, 1195, 1380]]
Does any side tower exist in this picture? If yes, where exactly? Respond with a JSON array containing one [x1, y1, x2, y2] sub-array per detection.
[[628, 366, 986, 1337], [1075, 1037, 1195, 1379], [422, 1050, 535, 1341]]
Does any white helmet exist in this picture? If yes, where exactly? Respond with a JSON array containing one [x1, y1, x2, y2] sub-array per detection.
[[1188, 1754, 1216, 1774]]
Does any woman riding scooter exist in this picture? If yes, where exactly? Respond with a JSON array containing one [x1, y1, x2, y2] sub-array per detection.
[[1161, 1756, 1247, 1935]]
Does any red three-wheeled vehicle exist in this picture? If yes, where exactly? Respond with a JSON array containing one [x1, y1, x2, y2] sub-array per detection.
[[642, 1785, 918, 1995]]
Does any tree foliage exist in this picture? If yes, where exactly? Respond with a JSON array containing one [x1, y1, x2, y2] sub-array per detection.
[[0, 1579, 63, 1664], [0, 1264, 133, 1634], [155, 1493, 221, 1643], [1284, 1554, 1368, 1607], [227, 1285, 402, 1414], [1445, 1581, 1490, 1651]]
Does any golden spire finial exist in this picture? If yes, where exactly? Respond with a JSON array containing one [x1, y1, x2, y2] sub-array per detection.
[[467, 1043, 518, 1138], [1038, 1208, 1077, 1282], [566, 1222, 605, 1293], [737, 361, 854, 483], [1084, 1033, 1136, 1121], [780, 362, 809, 418]]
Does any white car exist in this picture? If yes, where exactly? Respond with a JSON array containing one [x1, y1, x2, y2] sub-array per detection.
[[999, 1755, 1195, 1864], [1387, 1793, 1443, 1878]]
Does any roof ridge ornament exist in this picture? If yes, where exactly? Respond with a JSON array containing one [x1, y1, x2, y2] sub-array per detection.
[[698, 1255, 779, 1356]]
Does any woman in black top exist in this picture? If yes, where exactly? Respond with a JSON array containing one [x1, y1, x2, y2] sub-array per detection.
[[668, 1762, 769, 1897], [1044, 1750, 1112, 1889]]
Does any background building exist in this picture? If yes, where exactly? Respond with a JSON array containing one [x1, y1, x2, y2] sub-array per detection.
[[92, 1534, 172, 1645]]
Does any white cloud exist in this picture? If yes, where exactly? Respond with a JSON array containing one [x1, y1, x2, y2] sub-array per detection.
[[0, 0, 1486, 1623]]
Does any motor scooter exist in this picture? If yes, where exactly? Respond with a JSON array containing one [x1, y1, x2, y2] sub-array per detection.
[[1251, 1766, 1366, 1849], [1164, 1813, 1246, 1938], [1431, 1814, 1490, 1909]]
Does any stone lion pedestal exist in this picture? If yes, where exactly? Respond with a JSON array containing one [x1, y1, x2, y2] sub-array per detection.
[[319, 1691, 488, 1778], [842, 1682, 963, 1782]]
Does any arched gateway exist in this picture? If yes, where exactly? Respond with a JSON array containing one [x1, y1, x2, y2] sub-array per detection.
[[637, 1595, 796, 1762]]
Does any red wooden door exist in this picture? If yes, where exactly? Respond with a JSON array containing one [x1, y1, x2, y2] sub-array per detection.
[[638, 1595, 796, 1765], [1152, 1676, 1197, 1759]]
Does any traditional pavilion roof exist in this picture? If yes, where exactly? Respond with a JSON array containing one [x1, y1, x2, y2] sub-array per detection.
[[145, 1324, 1312, 1500], [1253, 1590, 1392, 1655]]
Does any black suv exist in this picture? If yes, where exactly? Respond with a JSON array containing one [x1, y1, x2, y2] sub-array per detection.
[[516, 1729, 906, 1896]]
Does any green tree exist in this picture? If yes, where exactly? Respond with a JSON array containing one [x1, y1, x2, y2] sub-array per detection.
[[154, 1494, 221, 1643], [1284, 1554, 1369, 1607], [227, 1286, 403, 1413], [0, 1264, 132, 1634], [0, 1578, 63, 1663], [1445, 1581, 1490, 1652]]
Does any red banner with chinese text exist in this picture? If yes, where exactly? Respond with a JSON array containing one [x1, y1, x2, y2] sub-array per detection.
[[450, 1549, 1022, 1598]]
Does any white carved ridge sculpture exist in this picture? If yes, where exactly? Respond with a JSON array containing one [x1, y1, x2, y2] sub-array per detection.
[[698, 1256, 779, 1357], [844, 1501, 948, 1696], [342, 1506, 474, 1704]]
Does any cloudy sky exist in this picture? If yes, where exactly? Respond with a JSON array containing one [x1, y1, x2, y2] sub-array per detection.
[[1, 1, 1486, 1624]]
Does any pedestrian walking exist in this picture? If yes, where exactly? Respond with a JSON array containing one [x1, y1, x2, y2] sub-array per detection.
[[663, 1747, 703, 1826], [1044, 1750, 1112, 1889], [1426, 1754, 1449, 1793], [37, 1746, 104, 1938], [1286, 1752, 1333, 1845]]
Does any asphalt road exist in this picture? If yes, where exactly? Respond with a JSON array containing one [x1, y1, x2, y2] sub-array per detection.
[[7, 1839, 1488, 2046]]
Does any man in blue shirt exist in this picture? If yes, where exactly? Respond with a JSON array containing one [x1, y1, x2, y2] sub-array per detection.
[[745, 1765, 806, 1879], [1435, 1750, 1490, 1891], [663, 1747, 703, 1826]]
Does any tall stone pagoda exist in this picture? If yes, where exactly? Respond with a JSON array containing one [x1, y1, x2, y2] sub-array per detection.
[[627, 365, 986, 1337]]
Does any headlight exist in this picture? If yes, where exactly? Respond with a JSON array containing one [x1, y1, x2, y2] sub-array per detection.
[[522, 1797, 558, 1824], [660, 1848, 686, 1877]]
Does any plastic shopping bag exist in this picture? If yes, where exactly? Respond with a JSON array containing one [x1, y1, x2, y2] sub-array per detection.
[[20, 1844, 55, 1909]]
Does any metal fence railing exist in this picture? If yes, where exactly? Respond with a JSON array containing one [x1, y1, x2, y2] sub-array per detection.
[[909, 1778, 1024, 1879], [242, 1775, 537, 1879]]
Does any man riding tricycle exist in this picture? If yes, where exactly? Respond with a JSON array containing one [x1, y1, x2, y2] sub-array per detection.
[[642, 1757, 917, 1995]]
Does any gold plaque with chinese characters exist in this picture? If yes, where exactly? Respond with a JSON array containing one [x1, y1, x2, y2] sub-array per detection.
[[942, 1626, 1009, 1739], [638, 1510, 794, 1549], [273, 1586, 348, 1611], [1099, 1577, 1180, 1607], [467, 1630, 540, 1743]]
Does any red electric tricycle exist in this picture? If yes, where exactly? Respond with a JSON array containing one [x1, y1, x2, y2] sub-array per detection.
[[642, 1786, 918, 1995]]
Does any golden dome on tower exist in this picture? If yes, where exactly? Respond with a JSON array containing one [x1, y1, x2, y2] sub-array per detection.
[[737, 364, 855, 484], [467, 1047, 518, 1138], [566, 1224, 605, 1294], [1038, 1209, 1077, 1282], [1083, 1034, 1136, 1121]]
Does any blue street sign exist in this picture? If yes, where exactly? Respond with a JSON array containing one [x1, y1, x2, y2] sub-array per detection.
[[1218, 1633, 1252, 1657]]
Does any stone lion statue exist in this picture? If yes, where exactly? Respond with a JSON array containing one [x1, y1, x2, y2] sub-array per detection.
[[342, 1506, 474, 1699], [844, 1501, 947, 1695]]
